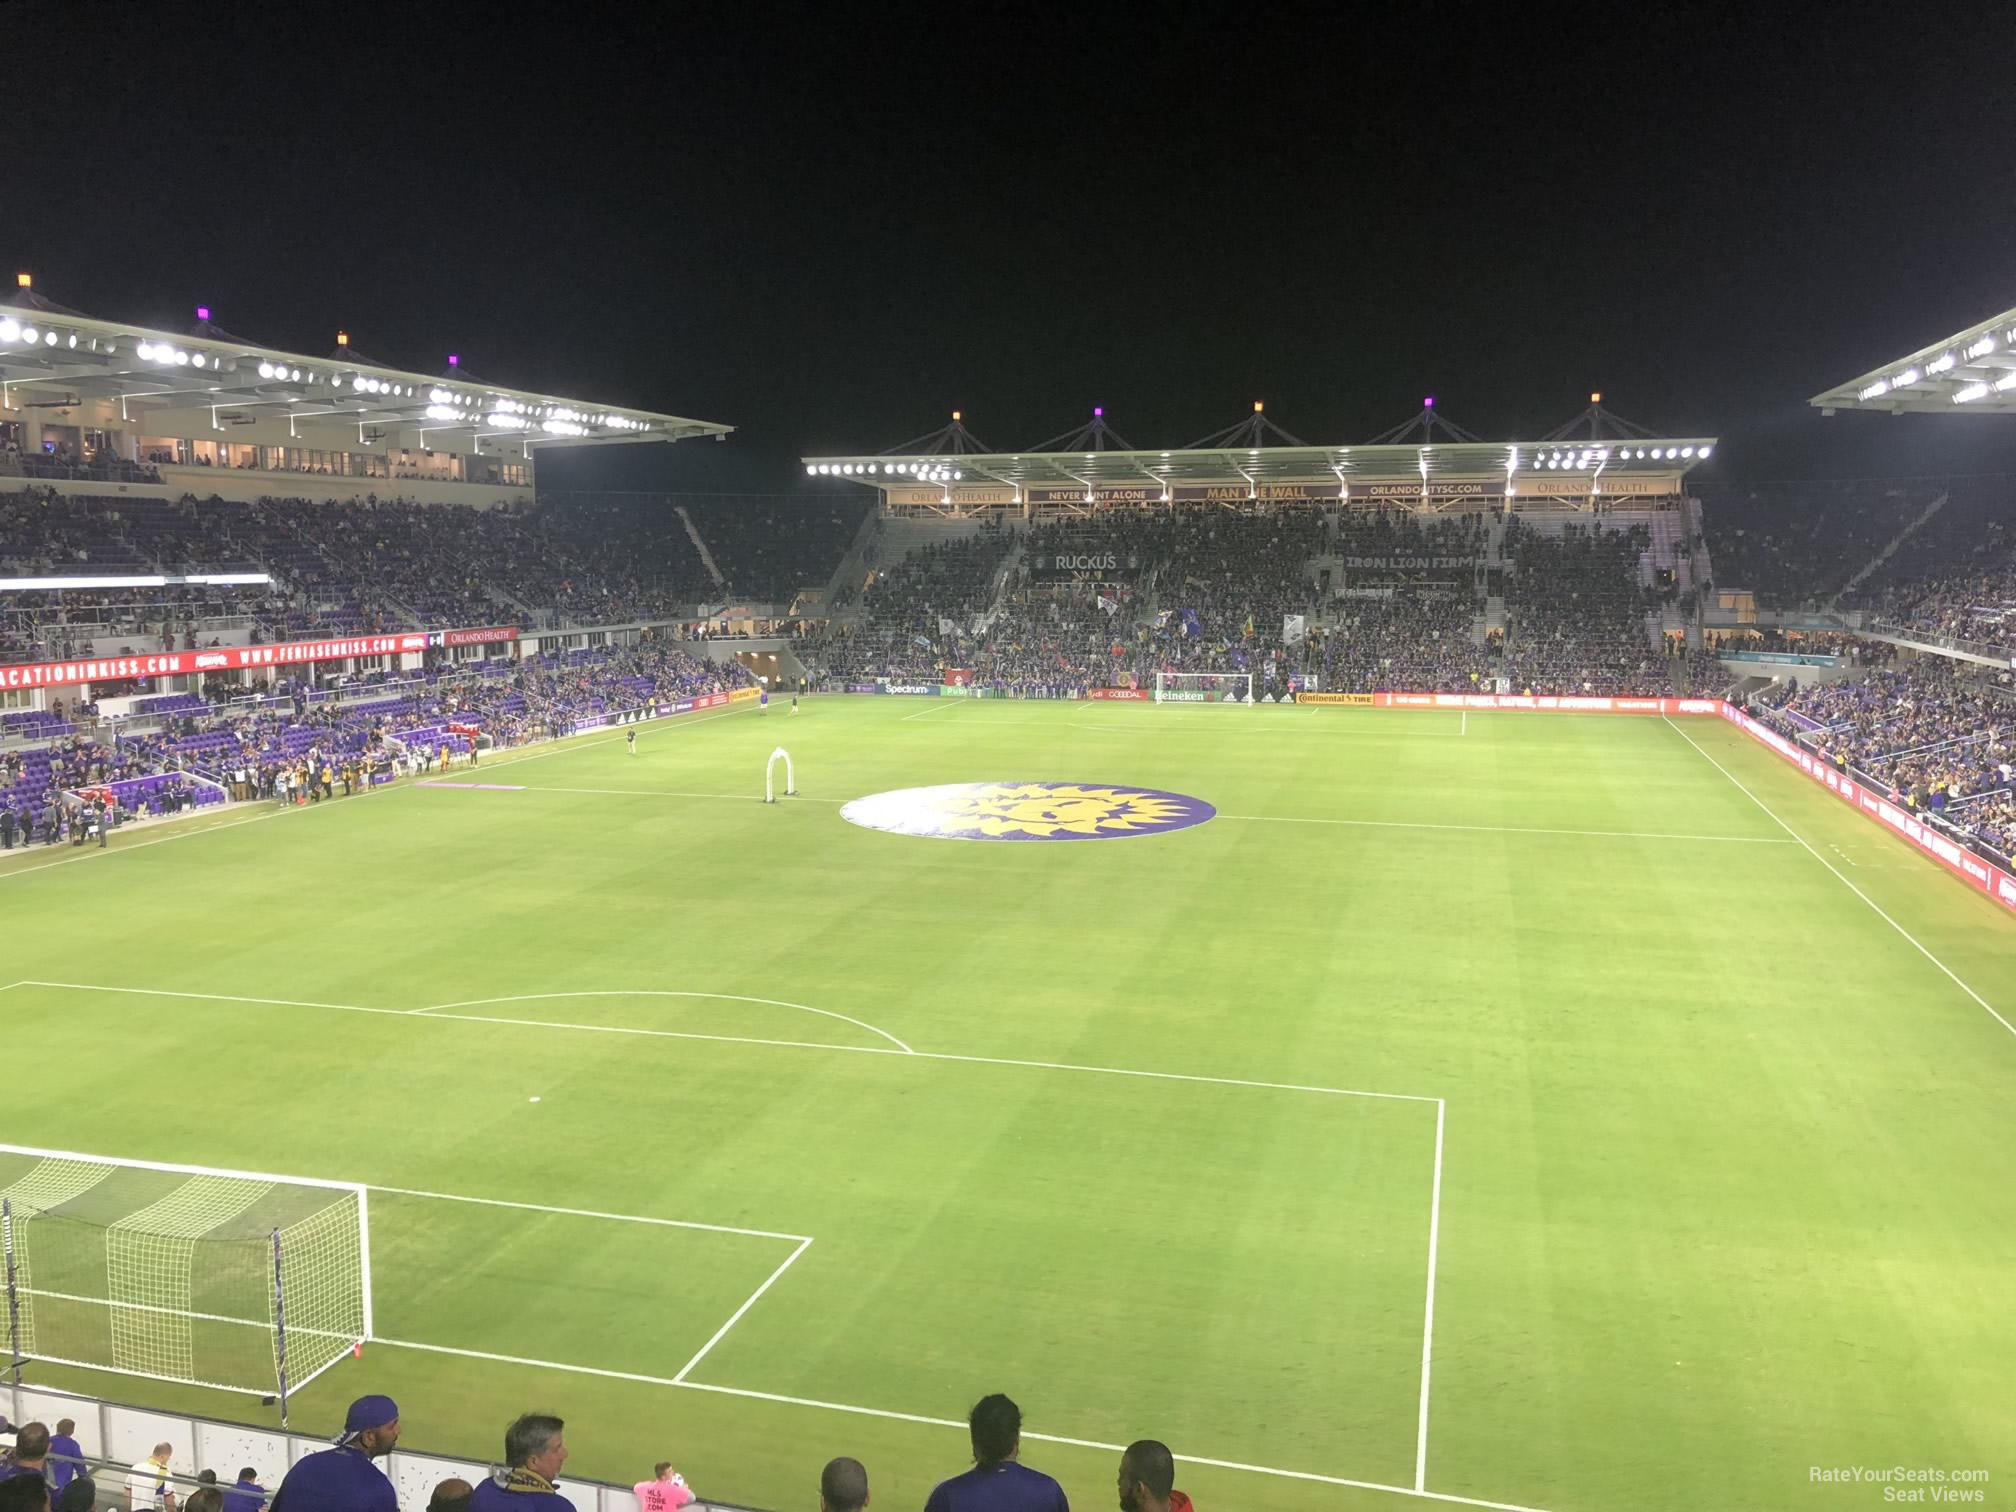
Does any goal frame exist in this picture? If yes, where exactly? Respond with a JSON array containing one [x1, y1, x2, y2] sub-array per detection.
[[1153, 671, 1255, 705], [0, 1144, 372, 1419]]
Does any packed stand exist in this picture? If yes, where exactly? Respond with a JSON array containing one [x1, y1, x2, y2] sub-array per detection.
[[1694, 478, 1940, 611], [1323, 512, 1489, 692], [1501, 520, 1672, 695], [683, 495, 872, 603], [1860, 477, 2016, 653], [1757, 655, 2016, 866]]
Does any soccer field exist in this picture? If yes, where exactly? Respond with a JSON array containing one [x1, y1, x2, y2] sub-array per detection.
[[4, 696, 2013, 1512]]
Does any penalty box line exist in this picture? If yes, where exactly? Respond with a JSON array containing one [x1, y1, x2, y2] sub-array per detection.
[[11, 980, 1452, 1494]]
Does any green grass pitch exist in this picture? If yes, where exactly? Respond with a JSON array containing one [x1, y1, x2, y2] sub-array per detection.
[[3, 696, 2013, 1512]]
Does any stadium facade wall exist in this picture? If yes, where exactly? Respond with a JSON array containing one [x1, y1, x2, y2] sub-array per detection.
[[16, 468, 534, 510]]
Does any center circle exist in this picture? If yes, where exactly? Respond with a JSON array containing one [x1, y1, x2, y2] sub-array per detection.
[[839, 781, 1216, 842]]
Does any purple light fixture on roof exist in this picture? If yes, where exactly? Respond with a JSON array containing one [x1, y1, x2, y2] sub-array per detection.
[[196, 307, 210, 321], [1093, 406, 1104, 417], [448, 354, 459, 366], [1423, 395, 1435, 408]]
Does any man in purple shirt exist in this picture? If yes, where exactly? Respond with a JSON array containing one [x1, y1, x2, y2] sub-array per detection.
[[45, 1424, 82, 1498], [269, 1396, 400, 1512], [0, 1425, 52, 1487], [922, 1395, 1068, 1512]]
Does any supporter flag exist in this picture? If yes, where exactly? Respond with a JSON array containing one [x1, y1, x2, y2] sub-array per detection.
[[1154, 609, 1173, 630], [938, 616, 958, 636], [1283, 614, 1306, 647], [1242, 613, 1256, 639], [912, 633, 933, 649], [1097, 594, 1118, 616], [1180, 608, 1203, 638]]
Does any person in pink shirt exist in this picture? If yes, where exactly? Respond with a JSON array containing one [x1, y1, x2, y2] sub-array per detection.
[[631, 1465, 692, 1512]]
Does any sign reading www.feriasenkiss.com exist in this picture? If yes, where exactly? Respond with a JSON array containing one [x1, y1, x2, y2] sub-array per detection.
[[840, 782, 1216, 842]]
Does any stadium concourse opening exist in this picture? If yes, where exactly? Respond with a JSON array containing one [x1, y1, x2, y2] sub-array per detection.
[[1, 342, 2014, 1512]]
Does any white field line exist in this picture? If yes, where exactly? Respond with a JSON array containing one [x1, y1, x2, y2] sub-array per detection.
[[413, 989, 915, 1055], [1460, 710, 1467, 737], [370, 1337, 1556, 1512], [17, 981, 1436, 1105], [1663, 716, 2016, 1041], [370, 1185, 812, 1244], [672, 1235, 814, 1382], [503, 784, 845, 804], [1416, 1098, 1446, 1491], [1217, 812, 1792, 846], [434, 784, 1792, 846], [899, 697, 973, 721]]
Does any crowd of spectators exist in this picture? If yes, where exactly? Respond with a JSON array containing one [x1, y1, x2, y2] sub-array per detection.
[[1757, 655, 2016, 865], [1501, 520, 1675, 695], [682, 496, 872, 604], [0, 1392, 1200, 1512], [1695, 478, 1940, 611], [0, 640, 756, 853], [861, 519, 1014, 639]]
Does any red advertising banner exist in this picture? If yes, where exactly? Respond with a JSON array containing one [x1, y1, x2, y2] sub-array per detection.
[[0, 625, 519, 690], [944, 668, 974, 687], [1091, 688, 1152, 700], [1720, 704, 2016, 916], [1369, 692, 1721, 715]]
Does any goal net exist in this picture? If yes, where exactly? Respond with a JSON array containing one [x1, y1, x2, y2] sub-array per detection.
[[1153, 671, 1253, 705], [0, 1145, 369, 1407]]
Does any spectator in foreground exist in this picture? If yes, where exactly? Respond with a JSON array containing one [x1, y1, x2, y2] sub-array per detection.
[[269, 1396, 400, 1512], [818, 1457, 868, 1512], [185, 1488, 225, 1512], [1116, 1442, 1192, 1512], [426, 1480, 473, 1512], [0, 1425, 51, 1483], [223, 1468, 268, 1512], [469, 1414, 576, 1512], [922, 1395, 1068, 1512], [0, 1473, 50, 1512], [46, 1425, 83, 1498], [125, 1443, 176, 1512], [54, 1478, 96, 1512], [632, 1463, 691, 1512]]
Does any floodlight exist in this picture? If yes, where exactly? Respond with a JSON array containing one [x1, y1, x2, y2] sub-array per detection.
[[0, 320, 17, 343], [19, 327, 37, 344], [1952, 382, 1990, 404]]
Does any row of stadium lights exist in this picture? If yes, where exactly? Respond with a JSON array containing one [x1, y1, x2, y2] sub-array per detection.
[[1857, 327, 2016, 403], [809, 462, 964, 480], [0, 294, 651, 434], [1533, 445, 1708, 468]]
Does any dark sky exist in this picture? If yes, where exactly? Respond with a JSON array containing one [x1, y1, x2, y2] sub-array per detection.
[[13, 5, 2016, 492]]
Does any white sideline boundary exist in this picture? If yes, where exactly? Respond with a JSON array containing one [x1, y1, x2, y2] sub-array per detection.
[[1662, 716, 2015, 1041]]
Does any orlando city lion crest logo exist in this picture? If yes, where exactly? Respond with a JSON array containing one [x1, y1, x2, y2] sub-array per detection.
[[840, 781, 1216, 842]]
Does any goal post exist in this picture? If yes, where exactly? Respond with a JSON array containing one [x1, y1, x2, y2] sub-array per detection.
[[0, 1145, 369, 1419], [1153, 671, 1254, 705], [764, 746, 797, 803]]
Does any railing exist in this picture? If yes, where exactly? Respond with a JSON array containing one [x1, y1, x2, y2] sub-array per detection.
[[0, 1383, 763, 1512], [1867, 615, 2014, 664]]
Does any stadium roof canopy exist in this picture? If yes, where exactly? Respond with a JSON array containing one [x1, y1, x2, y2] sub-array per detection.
[[0, 281, 730, 449], [1809, 301, 2016, 416], [802, 438, 1717, 493]]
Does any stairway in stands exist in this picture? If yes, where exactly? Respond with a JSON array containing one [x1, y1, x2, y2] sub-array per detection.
[[672, 505, 726, 589], [1828, 489, 1950, 608]]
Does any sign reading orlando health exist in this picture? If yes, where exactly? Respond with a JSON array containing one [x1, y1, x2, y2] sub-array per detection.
[[840, 781, 1215, 841]]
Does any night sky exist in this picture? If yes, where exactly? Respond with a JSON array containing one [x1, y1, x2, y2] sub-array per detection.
[[13, 6, 2016, 492]]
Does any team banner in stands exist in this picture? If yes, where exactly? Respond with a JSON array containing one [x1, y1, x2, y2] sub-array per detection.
[[439, 625, 518, 647], [1373, 693, 1721, 714], [0, 624, 523, 689], [1353, 480, 1506, 501], [1720, 704, 2016, 915]]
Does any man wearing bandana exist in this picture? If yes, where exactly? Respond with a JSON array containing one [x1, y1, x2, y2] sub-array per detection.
[[269, 1397, 400, 1512]]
